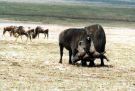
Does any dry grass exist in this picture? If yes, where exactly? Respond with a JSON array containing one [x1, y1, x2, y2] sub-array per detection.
[[0, 24, 135, 91]]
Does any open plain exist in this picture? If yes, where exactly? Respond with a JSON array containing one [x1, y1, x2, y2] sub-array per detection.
[[0, 22, 134, 91]]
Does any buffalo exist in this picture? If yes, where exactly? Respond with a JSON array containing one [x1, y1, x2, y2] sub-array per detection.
[[73, 24, 109, 66], [85, 24, 108, 66], [59, 28, 90, 64]]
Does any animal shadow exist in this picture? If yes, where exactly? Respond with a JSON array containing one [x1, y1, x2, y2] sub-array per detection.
[[76, 63, 113, 68]]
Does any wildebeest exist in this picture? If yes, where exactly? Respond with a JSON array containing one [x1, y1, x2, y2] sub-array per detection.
[[59, 28, 90, 64], [11, 26, 31, 41], [32, 26, 49, 39], [3, 26, 16, 37], [27, 29, 35, 40], [73, 24, 109, 66]]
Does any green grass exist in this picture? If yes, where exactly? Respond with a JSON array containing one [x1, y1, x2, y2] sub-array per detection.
[[0, 2, 135, 26]]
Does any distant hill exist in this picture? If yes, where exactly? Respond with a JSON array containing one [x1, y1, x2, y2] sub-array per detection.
[[0, 0, 135, 7], [0, 0, 134, 26], [73, 0, 135, 6]]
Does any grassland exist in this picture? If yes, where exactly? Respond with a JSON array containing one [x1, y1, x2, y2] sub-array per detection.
[[0, 1, 135, 90], [0, 25, 135, 91], [0, 1, 135, 27]]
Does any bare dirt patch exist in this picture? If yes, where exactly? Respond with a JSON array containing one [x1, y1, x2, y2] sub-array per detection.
[[0, 22, 135, 91]]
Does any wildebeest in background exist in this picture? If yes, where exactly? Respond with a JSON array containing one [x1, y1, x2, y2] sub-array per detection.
[[84, 24, 108, 66], [3, 26, 16, 37], [59, 28, 90, 64], [27, 29, 35, 40], [32, 26, 49, 39], [11, 26, 31, 41]]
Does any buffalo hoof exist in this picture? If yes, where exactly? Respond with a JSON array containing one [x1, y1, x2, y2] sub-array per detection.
[[100, 64, 105, 66], [69, 61, 73, 64], [59, 61, 62, 64], [72, 62, 76, 65], [89, 62, 95, 67], [81, 61, 87, 67], [82, 64, 87, 67], [71, 61, 76, 65], [69, 62, 73, 65]]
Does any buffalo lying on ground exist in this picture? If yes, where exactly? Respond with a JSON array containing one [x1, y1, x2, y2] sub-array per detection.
[[59, 28, 89, 64]]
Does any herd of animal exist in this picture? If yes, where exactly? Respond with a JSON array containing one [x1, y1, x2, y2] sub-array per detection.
[[3, 26, 49, 41], [2, 24, 109, 67], [59, 24, 109, 67]]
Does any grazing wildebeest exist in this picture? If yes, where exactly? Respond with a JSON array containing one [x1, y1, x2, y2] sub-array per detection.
[[27, 29, 35, 40], [11, 26, 31, 41], [59, 28, 90, 64], [73, 24, 109, 66], [32, 26, 49, 39], [3, 26, 16, 37]]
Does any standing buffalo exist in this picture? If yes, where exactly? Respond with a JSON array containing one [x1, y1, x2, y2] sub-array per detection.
[[59, 28, 90, 64], [74, 24, 109, 66]]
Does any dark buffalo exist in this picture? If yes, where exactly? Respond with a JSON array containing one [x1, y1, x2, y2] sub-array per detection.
[[59, 28, 90, 64], [83, 24, 108, 66]]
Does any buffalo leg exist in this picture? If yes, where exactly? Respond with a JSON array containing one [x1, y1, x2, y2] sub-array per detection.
[[59, 44, 63, 63], [69, 50, 72, 64], [38, 34, 39, 38], [100, 57, 104, 66], [47, 33, 48, 39], [81, 59, 87, 66], [71, 49, 79, 64], [89, 59, 95, 67]]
